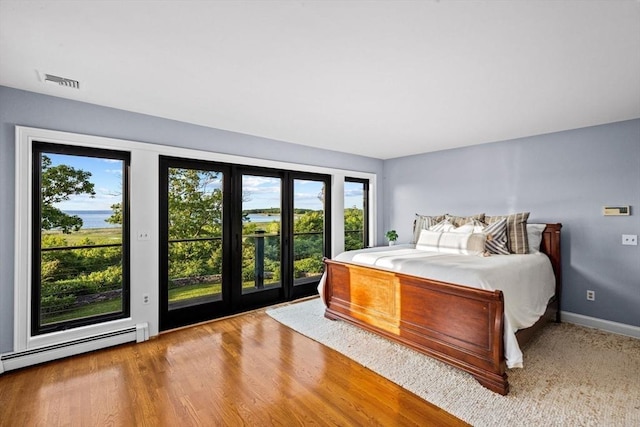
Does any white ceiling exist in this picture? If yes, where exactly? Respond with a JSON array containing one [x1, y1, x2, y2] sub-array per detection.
[[1, 1, 639, 159]]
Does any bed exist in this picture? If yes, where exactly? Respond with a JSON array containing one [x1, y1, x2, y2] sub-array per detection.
[[320, 223, 562, 395]]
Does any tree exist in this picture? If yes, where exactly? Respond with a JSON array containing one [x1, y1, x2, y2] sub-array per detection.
[[164, 168, 225, 280], [294, 210, 323, 233], [40, 155, 96, 233], [344, 206, 365, 250], [168, 168, 223, 239], [106, 203, 122, 225]]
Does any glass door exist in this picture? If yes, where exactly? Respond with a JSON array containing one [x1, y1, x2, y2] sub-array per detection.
[[291, 175, 330, 298], [159, 158, 330, 330], [235, 171, 285, 308], [159, 157, 231, 330]]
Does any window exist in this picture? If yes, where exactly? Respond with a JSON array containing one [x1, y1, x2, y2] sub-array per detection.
[[16, 127, 376, 346], [32, 142, 130, 335], [292, 175, 331, 286], [344, 178, 369, 250]]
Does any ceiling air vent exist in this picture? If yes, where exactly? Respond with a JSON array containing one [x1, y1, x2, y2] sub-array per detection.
[[42, 73, 80, 89]]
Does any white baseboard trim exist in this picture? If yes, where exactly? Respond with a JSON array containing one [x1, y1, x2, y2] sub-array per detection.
[[561, 311, 640, 339], [0, 322, 149, 374]]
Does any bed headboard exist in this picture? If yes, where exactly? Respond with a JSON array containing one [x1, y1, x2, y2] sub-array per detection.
[[541, 223, 562, 320]]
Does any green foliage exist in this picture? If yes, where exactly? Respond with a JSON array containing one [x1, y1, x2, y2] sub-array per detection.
[[344, 207, 365, 250], [385, 229, 398, 241], [39, 234, 124, 321], [41, 163, 337, 322], [40, 155, 95, 233], [169, 240, 221, 279], [294, 256, 324, 278], [37, 154, 123, 323], [294, 210, 323, 233], [42, 234, 69, 248], [163, 168, 227, 283], [84, 265, 123, 291], [168, 168, 223, 239], [293, 233, 322, 260], [106, 203, 122, 224], [41, 294, 77, 315]]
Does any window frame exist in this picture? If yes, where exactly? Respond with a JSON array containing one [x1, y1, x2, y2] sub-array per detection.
[[13, 126, 377, 354], [31, 142, 131, 335], [289, 171, 332, 298], [344, 177, 369, 249]]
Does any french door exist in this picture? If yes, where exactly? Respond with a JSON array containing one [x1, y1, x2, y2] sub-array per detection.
[[159, 157, 330, 330]]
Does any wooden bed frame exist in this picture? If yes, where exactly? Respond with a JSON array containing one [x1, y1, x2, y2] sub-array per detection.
[[322, 223, 562, 395]]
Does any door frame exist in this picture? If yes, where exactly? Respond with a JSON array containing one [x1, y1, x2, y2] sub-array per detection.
[[159, 157, 331, 331], [158, 156, 233, 330]]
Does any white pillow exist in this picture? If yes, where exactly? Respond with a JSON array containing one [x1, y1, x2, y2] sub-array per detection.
[[416, 229, 487, 255], [527, 224, 546, 254]]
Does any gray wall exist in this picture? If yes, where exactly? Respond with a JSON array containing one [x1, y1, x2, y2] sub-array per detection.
[[384, 119, 640, 327], [2, 85, 637, 353], [0, 86, 384, 353]]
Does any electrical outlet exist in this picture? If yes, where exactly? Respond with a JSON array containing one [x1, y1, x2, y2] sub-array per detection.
[[137, 231, 150, 241], [586, 290, 595, 301], [622, 234, 638, 246], [142, 293, 150, 305]]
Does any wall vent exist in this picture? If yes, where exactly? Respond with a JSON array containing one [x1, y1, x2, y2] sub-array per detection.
[[42, 73, 80, 89]]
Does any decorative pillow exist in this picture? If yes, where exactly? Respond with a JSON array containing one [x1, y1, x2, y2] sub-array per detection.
[[450, 218, 509, 255], [527, 223, 546, 254], [416, 229, 487, 255], [428, 218, 455, 232], [482, 218, 510, 255], [485, 212, 530, 254], [450, 221, 481, 233], [412, 213, 447, 243], [445, 213, 485, 228]]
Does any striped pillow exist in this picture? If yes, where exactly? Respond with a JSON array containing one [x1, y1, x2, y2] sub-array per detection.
[[485, 212, 530, 254], [451, 219, 510, 255], [412, 213, 446, 243], [481, 218, 510, 255]]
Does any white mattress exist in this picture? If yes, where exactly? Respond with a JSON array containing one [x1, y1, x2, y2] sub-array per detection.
[[321, 244, 556, 368]]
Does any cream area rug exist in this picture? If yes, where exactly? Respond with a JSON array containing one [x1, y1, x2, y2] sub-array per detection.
[[266, 298, 640, 427]]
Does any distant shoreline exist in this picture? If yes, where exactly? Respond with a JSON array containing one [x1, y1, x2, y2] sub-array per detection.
[[64, 210, 113, 214]]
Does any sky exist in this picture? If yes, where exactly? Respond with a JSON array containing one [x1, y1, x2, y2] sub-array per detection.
[[242, 176, 364, 211], [47, 153, 364, 212], [47, 153, 123, 211], [242, 176, 327, 211]]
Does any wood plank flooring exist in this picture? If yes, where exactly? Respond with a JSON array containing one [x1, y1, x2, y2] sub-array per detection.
[[0, 307, 467, 426]]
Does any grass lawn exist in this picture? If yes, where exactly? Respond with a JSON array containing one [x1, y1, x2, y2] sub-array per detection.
[[43, 227, 122, 245], [169, 282, 222, 302], [43, 298, 123, 325]]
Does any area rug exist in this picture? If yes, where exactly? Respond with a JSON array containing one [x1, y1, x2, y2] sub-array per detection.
[[266, 298, 640, 426]]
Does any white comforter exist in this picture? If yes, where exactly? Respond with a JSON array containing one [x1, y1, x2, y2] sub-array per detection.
[[319, 245, 556, 368]]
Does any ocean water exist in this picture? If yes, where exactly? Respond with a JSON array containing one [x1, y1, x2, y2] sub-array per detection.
[[65, 210, 120, 229], [246, 213, 281, 223]]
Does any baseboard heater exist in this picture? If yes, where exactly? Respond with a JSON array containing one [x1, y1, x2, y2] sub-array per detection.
[[0, 323, 149, 374]]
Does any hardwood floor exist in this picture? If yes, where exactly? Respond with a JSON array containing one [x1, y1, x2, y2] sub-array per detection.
[[0, 307, 467, 426]]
